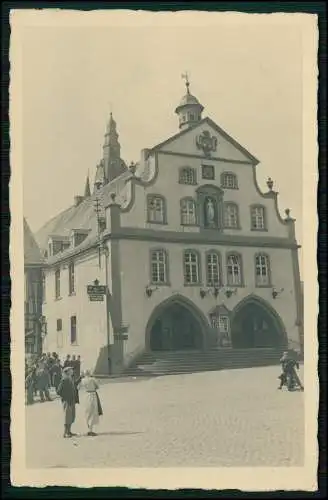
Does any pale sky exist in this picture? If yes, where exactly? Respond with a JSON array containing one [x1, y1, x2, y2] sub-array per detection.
[[17, 12, 303, 269]]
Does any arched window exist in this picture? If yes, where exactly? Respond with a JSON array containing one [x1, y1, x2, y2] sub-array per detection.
[[150, 249, 168, 284], [147, 195, 166, 224], [206, 252, 221, 286], [255, 253, 271, 286], [221, 172, 238, 189], [250, 205, 266, 230], [226, 253, 243, 286], [223, 203, 239, 228], [179, 167, 196, 185], [180, 198, 197, 225], [183, 250, 200, 285]]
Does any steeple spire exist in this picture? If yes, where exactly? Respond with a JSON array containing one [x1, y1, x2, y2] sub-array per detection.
[[102, 112, 127, 183], [84, 171, 91, 198]]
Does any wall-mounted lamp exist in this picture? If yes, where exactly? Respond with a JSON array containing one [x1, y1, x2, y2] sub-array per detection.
[[225, 287, 237, 299], [200, 285, 220, 299], [145, 285, 159, 298], [272, 287, 284, 299]]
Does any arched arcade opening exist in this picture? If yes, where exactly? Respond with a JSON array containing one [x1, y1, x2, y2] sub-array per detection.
[[230, 296, 287, 349], [146, 295, 208, 352]]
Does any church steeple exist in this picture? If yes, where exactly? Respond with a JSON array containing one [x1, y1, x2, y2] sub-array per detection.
[[84, 172, 91, 198], [102, 112, 126, 183], [175, 73, 204, 130]]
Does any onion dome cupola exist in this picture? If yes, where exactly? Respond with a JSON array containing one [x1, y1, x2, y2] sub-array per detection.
[[175, 73, 204, 131]]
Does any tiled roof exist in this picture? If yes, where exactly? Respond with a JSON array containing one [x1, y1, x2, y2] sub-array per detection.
[[35, 171, 133, 263], [24, 218, 45, 266]]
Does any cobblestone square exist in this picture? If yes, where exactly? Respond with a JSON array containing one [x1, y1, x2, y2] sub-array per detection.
[[26, 366, 304, 468]]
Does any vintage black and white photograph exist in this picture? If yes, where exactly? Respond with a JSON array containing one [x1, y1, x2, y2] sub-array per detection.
[[10, 9, 318, 490]]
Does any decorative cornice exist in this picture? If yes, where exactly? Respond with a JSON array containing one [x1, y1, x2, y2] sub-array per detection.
[[107, 227, 300, 249], [157, 150, 254, 165]]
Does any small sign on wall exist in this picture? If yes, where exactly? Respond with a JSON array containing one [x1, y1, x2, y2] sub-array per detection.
[[87, 279, 107, 302]]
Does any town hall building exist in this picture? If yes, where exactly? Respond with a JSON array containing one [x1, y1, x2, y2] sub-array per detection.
[[36, 79, 303, 375]]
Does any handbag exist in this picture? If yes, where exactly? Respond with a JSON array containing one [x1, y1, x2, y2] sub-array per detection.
[[95, 391, 103, 416]]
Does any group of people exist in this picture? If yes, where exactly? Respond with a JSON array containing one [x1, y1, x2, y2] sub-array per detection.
[[278, 350, 304, 391], [25, 352, 82, 405], [25, 351, 103, 438]]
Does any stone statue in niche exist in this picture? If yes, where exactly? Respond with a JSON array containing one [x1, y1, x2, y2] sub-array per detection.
[[204, 197, 216, 227]]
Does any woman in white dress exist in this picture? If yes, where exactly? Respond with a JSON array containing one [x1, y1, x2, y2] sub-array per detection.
[[79, 370, 103, 436]]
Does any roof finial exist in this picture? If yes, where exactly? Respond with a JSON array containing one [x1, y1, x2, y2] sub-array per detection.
[[84, 170, 91, 198], [182, 71, 190, 94]]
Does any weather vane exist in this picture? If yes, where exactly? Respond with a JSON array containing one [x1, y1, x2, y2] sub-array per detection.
[[181, 71, 190, 92]]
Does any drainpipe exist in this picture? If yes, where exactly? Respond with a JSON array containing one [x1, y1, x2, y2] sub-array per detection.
[[104, 246, 112, 376]]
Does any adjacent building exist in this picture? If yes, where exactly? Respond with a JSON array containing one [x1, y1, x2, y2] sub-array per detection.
[[36, 80, 303, 374], [24, 218, 44, 355]]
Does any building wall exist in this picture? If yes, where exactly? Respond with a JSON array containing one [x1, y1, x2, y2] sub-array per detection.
[[118, 239, 299, 366], [24, 266, 43, 355], [42, 250, 113, 372], [121, 151, 290, 240]]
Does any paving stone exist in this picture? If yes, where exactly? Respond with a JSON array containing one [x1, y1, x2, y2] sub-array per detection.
[[26, 366, 304, 468]]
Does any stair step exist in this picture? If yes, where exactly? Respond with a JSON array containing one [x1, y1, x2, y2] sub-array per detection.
[[125, 348, 282, 377]]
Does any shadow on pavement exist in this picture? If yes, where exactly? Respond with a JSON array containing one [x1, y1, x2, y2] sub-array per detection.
[[97, 431, 143, 436]]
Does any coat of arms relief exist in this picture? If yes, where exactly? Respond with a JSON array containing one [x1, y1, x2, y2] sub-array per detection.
[[196, 130, 218, 156]]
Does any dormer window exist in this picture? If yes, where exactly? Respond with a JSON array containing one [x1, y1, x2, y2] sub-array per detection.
[[179, 167, 196, 185], [71, 229, 90, 247], [49, 236, 70, 256]]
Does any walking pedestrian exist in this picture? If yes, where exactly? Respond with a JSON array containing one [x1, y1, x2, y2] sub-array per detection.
[[79, 370, 103, 436], [57, 366, 79, 438], [63, 354, 72, 369], [51, 358, 62, 391], [25, 367, 36, 405], [35, 363, 52, 402]]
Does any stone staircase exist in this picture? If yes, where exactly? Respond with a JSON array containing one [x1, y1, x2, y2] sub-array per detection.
[[124, 348, 283, 377]]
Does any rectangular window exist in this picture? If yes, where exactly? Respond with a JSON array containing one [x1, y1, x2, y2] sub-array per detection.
[[206, 253, 220, 285], [227, 255, 242, 286], [70, 315, 77, 345], [55, 268, 61, 299], [151, 250, 167, 284], [56, 319, 62, 331], [179, 168, 196, 185], [255, 255, 270, 286], [218, 315, 230, 333], [68, 262, 75, 294], [181, 199, 196, 225], [184, 251, 199, 284], [147, 196, 165, 223], [56, 318, 63, 348], [224, 204, 238, 228], [202, 165, 215, 180], [251, 207, 265, 230], [222, 173, 238, 189]]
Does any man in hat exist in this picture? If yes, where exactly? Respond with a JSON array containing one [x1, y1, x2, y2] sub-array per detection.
[[278, 351, 304, 391], [57, 366, 79, 438]]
